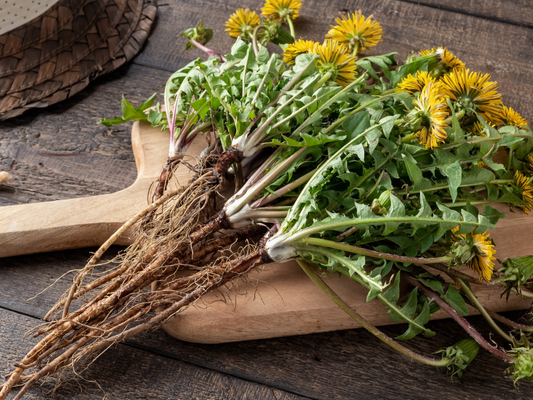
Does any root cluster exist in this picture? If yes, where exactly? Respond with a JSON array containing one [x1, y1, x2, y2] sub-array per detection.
[[0, 157, 267, 399]]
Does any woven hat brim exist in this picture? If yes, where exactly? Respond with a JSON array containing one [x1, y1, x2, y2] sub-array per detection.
[[0, 0, 157, 120], [0, 0, 104, 59]]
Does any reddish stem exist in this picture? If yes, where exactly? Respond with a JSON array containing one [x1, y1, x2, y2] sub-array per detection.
[[407, 276, 515, 362], [190, 38, 226, 62]]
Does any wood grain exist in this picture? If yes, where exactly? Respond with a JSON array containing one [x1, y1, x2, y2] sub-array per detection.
[[163, 261, 532, 344], [0, 307, 307, 400], [403, 0, 533, 28], [0, 248, 105, 319], [0, 64, 169, 206], [135, 319, 532, 400], [0, 119, 209, 257]]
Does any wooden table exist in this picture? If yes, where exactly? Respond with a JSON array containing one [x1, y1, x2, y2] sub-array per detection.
[[2, 1, 533, 398]]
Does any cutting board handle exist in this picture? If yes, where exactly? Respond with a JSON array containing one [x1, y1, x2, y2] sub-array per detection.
[[0, 122, 168, 258]]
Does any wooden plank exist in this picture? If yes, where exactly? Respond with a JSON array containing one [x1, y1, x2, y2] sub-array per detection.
[[1, 249, 532, 398], [0, 248, 110, 319], [0, 64, 170, 206], [405, 0, 533, 28], [0, 307, 307, 400], [135, 0, 533, 122], [132, 318, 533, 400]]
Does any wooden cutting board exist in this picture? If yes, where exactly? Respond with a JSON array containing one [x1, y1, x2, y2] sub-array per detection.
[[1, 121, 531, 343]]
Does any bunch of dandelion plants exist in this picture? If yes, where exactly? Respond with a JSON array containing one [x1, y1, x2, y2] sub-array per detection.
[[4, 3, 533, 398]]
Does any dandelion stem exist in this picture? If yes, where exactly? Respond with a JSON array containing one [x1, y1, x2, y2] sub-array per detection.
[[243, 60, 315, 140], [289, 75, 367, 137], [478, 306, 533, 332], [421, 263, 483, 285], [352, 41, 360, 58], [415, 179, 512, 196], [402, 132, 418, 142], [229, 208, 288, 226], [508, 148, 514, 172], [299, 237, 454, 265], [456, 278, 514, 342], [284, 215, 489, 245], [297, 259, 449, 367], [225, 147, 308, 217], [246, 66, 317, 149], [270, 87, 342, 131], [442, 200, 492, 207], [250, 54, 277, 107], [313, 72, 332, 92], [286, 18, 295, 39], [517, 288, 533, 298], [252, 169, 316, 208], [408, 277, 516, 362], [252, 26, 266, 57], [190, 38, 226, 62], [322, 93, 394, 134], [444, 109, 465, 124]]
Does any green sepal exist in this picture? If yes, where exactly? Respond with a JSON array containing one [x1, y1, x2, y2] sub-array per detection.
[[499, 255, 533, 300], [437, 338, 480, 380], [180, 21, 213, 50], [506, 347, 533, 386]]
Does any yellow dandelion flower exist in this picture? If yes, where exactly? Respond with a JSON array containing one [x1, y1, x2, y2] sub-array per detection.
[[468, 232, 496, 282], [450, 224, 462, 241], [225, 8, 260, 38], [311, 39, 358, 87], [396, 71, 435, 94], [502, 105, 529, 129], [412, 81, 448, 149], [420, 47, 465, 72], [326, 10, 383, 54], [261, 0, 302, 22], [439, 68, 503, 124], [467, 120, 495, 137], [469, 121, 486, 137], [525, 153, 533, 174], [514, 171, 533, 214], [452, 228, 496, 282], [283, 39, 316, 65]]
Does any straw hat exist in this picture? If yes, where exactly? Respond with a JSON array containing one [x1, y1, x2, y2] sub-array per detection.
[[0, 0, 157, 120]]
